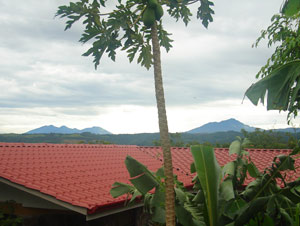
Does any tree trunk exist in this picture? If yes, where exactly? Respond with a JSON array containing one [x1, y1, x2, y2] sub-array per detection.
[[151, 22, 175, 226]]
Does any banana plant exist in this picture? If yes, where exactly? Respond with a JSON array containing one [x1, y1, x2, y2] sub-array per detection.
[[190, 139, 252, 225], [110, 155, 204, 225], [111, 139, 300, 225], [190, 140, 300, 225], [235, 147, 300, 226]]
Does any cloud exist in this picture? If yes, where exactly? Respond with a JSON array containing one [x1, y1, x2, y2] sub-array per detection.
[[1, 0, 298, 134]]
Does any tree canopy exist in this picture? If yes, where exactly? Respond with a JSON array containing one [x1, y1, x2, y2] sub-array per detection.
[[56, 0, 214, 70]]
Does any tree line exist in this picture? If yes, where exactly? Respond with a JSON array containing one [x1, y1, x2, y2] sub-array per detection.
[[0, 129, 298, 149]]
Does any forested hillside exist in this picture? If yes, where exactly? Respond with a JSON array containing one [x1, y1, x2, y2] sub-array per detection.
[[0, 129, 298, 148]]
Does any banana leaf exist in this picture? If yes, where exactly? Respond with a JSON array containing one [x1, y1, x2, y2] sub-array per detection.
[[191, 145, 221, 226], [125, 155, 159, 195], [235, 196, 270, 225], [110, 182, 137, 198], [245, 60, 300, 112]]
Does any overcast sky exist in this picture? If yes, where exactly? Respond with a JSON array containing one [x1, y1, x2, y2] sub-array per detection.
[[1, 0, 298, 134]]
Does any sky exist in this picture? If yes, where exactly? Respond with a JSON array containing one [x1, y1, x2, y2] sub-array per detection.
[[1, 0, 298, 134]]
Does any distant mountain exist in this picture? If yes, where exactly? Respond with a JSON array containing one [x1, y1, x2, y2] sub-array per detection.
[[25, 125, 112, 135], [0, 131, 242, 146], [80, 126, 111, 134], [186, 118, 256, 134]]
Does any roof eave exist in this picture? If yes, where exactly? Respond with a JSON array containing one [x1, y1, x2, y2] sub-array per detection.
[[86, 202, 144, 221], [0, 177, 144, 221], [0, 177, 87, 215]]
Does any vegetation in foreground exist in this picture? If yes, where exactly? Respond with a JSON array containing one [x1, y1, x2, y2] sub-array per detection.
[[111, 137, 300, 225]]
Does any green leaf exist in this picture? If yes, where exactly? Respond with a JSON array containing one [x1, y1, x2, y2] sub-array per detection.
[[241, 138, 251, 148], [175, 203, 205, 226], [220, 178, 234, 201], [222, 161, 235, 177], [223, 198, 247, 220], [110, 182, 135, 198], [229, 139, 241, 155], [191, 145, 221, 226], [242, 177, 264, 200], [125, 155, 159, 194], [157, 23, 173, 52], [291, 147, 300, 155], [191, 162, 196, 173], [247, 162, 260, 178], [266, 195, 276, 217], [152, 206, 166, 224], [137, 44, 153, 70], [279, 207, 294, 225], [235, 196, 270, 225], [276, 155, 295, 170], [294, 203, 300, 226], [156, 167, 165, 178], [282, 0, 300, 17], [245, 60, 300, 112], [184, 201, 204, 223], [130, 173, 158, 195], [125, 155, 151, 177], [129, 189, 142, 203], [197, 0, 214, 28], [192, 190, 205, 204], [151, 187, 165, 208], [175, 187, 187, 204], [262, 215, 274, 226]]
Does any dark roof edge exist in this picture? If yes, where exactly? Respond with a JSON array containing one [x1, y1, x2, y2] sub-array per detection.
[[0, 177, 144, 221], [86, 203, 144, 221], [0, 177, 87, 215]]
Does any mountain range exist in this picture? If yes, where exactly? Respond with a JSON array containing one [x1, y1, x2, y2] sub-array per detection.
[[186, 118, 256, 134], [25, 125, 111, 135], [24, 118, 298, 135]]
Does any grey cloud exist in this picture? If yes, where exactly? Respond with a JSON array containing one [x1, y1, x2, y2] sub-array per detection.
[[0, 0, 285, 128]]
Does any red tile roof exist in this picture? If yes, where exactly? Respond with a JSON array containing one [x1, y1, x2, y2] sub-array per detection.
[[0, 143, 299, 216], [214, 148, 299, 185]]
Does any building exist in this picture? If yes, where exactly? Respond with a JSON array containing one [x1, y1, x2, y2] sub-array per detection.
[[0, 142, 298, 225]]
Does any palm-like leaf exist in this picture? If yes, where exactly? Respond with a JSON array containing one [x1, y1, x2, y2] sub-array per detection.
[[191, 145, 221, 226], [245, 60, 300, 116]]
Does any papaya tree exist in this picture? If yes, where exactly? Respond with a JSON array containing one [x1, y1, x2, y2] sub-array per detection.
[[55, 0, 214, 225]]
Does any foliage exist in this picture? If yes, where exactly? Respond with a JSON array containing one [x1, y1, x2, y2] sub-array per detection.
[[191, 145, 220, 226], [0, 201, 22, 226], [55, 0, 214, 70], [241, 128, 297, 149], [282, 0, 300, 17], [246, 3, 300, 122], [110, 155, 202, 225], [194, 139, 300, 225], [245, 60, 300, 121], [253, 13, 300, 79], [1, 130, 298, 148], [111, 138, 300, 225], [235, 149, 300, 225]]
